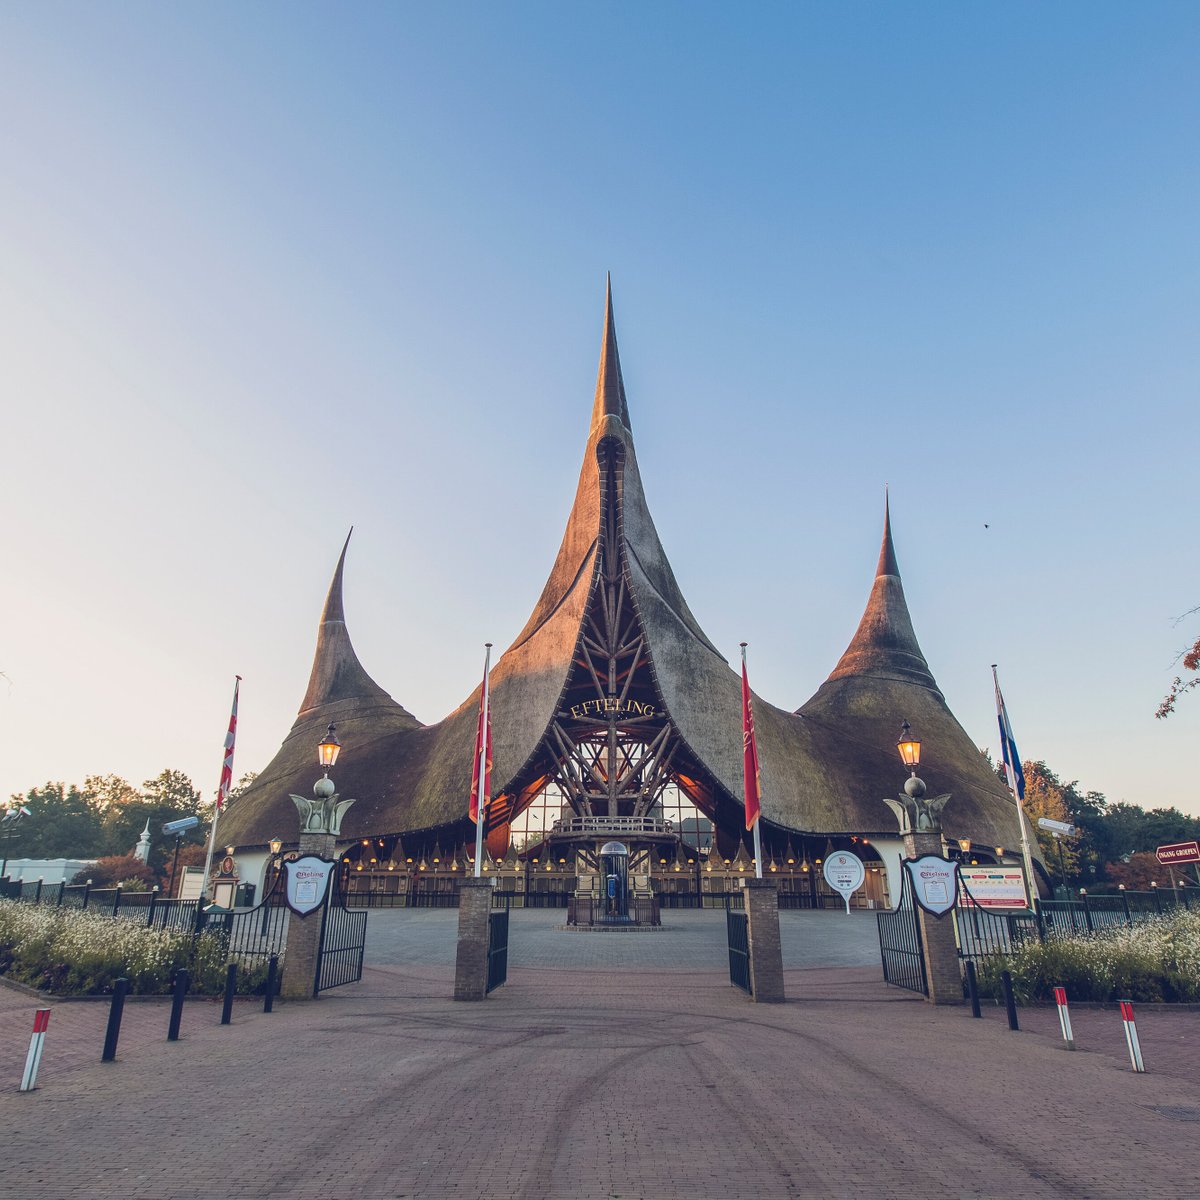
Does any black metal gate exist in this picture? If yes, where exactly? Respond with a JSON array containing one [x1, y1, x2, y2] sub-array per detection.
[[877, 874, 927, 995], [727, 909, 751, 994], [317, 894, 368, 992], [486, 908, 509, 993]]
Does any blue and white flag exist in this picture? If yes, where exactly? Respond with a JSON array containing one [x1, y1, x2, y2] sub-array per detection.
[[992, 665, 1025, 801]]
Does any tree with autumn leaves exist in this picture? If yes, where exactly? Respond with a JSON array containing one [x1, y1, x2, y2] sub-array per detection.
[[995, 759, 1200, 890], [1157, 606, 1200, 719]]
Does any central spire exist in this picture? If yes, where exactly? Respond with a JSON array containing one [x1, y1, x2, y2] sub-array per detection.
[[590, 274, 631, 433], [824, 499, 939, 692]]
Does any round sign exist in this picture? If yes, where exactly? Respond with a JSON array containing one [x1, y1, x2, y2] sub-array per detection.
[[822, 850, 866, 912]]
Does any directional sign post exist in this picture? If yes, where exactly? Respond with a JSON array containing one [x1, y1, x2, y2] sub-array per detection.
[[1155, 841, 1200, 866]]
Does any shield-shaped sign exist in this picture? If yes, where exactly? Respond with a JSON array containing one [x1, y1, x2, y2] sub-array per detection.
[[903, 854, 960, 919], [283, 854, 338, 918]]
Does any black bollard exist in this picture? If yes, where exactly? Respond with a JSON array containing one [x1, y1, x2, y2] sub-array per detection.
[[1001, 968, 1020, 1031], [965, 960, 982, 1019], [220, 963, 238, 1025], [167, 968, 190, 1041], [102, 977, 129, 1062], [264, 954, 279, 1013]]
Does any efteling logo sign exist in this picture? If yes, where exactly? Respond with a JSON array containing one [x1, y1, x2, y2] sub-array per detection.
[[283, 855, 338, 918], [902, 854, 961, 919], [567, 698, 657, 721]]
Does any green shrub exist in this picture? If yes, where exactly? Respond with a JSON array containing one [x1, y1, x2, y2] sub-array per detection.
[[978, 909, 1200, 1003], [0, 898, 280, 996]]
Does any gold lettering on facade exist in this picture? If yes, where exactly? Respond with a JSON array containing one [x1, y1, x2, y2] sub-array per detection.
[[568, 698, 657, 720]]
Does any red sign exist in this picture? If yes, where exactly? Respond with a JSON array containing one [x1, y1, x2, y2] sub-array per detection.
[[1155, 841, 1200, 865]]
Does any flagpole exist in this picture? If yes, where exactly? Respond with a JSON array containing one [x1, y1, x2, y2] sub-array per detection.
[[200, 676, 241, 905], [993, 664, 1037, 909], [474, 644, 492, 879], [741, 644, 763, 880]]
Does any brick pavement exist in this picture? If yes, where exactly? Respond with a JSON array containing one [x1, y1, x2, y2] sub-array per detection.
[[1, 955, 1199, 1200]]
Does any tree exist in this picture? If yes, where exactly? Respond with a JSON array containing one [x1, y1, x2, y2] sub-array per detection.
[[1103, 852, 1175, 891], [5, 783, 106, 859], [70, 854, 157, 890], [226, 771, 259, 804], [1001, 761, 1082, 882], [101, 770, 208, 871], [1157, 608, 1200, 718]]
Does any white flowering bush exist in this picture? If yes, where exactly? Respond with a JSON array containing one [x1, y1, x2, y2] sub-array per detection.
[[979, 909, 1200, 1003], [0, 899, 273, 995]]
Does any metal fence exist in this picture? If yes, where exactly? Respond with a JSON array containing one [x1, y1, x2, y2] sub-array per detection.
[[316, 902, 367, 992], [877, 878, 928, 995], [726, 910, 751, 994], [956, 888, 1196, 973], [565, 895, 662, 926], [486, 909, 509, 993]]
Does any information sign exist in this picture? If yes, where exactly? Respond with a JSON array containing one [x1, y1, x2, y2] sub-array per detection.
[[283, 855, 338, 917], [822, 851, 865, 913], [903, 855, 960, 919], [1155, 841, 1200, 866], [958, 866, 1029, 909]]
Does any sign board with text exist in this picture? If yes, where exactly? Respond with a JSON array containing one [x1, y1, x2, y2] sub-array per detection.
[[958, 866, 1029, 909], [283, 855, 338, 917], [1155, 841, 1200, 866], [822, 851, 866, 913], [903, 855, 960, 919]]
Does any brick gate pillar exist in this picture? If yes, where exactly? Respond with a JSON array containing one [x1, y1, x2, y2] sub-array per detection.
[[280, 831, 337, 1001], [742, 878, 785, 1003], [905, 830, 963, 1006], [454, 878, 494, 1001]]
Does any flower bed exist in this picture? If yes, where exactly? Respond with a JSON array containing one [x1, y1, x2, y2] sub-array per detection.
[[979, 909, 1200, 1004], [0, 899, 272, 996]]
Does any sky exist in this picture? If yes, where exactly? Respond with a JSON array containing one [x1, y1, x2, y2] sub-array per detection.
[[1, 2, 1197, 820]]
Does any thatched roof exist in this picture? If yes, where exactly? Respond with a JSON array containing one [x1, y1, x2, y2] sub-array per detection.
[[220, 286, 1026, 856]]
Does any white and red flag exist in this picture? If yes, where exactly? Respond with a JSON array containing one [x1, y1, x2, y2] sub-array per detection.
[[216, 675, 241, 810], [740, 644, 761, 831]]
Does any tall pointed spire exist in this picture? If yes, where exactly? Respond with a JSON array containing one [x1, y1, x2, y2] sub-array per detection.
[[877, 489, 899, 578], [824, 499, 938, 691], [590, 274, 631, 433], [299, 529, 397, 714]]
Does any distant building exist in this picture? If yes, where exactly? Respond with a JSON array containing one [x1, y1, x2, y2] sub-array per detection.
[[222, 285, 1034, 908], [3, 860, 95, 886]]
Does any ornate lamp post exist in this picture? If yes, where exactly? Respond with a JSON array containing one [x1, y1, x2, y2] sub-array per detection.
[[881, 720, 962, 1005], [280, 725, 356, 1000]]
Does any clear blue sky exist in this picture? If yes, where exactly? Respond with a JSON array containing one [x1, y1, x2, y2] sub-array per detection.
[[2, 3, 1197, 818]]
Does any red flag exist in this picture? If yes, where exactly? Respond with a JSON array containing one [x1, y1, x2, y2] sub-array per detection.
[[740, 648, 761, 830], [216, 676, 241, 811], [469, 656, 492, 824]]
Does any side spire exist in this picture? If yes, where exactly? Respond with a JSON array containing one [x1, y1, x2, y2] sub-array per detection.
[[590, 274, 631, 433], [825, 498, 938, 691], [299, 529, 396, 714]]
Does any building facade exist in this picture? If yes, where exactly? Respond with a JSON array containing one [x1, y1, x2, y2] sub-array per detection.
[[221, 285, 1035, 907]]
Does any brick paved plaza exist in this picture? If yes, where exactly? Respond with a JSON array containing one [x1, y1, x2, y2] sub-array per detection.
[[1, 910, 1199, 1199]]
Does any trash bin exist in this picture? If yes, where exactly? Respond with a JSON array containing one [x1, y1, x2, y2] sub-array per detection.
[[235, 882, 256, 907]]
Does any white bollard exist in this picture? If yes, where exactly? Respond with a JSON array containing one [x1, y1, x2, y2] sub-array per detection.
[[19, 1009, 50, 1091], [1053, 986, 1075, 1050], [1119, 999, 1146, 1073]]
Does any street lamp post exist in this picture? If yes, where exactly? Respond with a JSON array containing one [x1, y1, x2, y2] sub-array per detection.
[[279, 724, 357, 1000], [881, 720, 961, 1006]]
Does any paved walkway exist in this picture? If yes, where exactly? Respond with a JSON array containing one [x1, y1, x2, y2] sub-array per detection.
[[363, 908, 882, 970], [1, 917, 1199, 1199]]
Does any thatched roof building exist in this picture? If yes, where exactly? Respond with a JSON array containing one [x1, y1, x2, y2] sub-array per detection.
[[219, 284, 1025, 869]]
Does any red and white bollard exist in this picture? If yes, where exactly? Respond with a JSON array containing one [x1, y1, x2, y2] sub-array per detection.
[[1053, 987, 1075, 1050], [19, 1009, 50, 1092], [1119, 999, 1146, 1073]]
